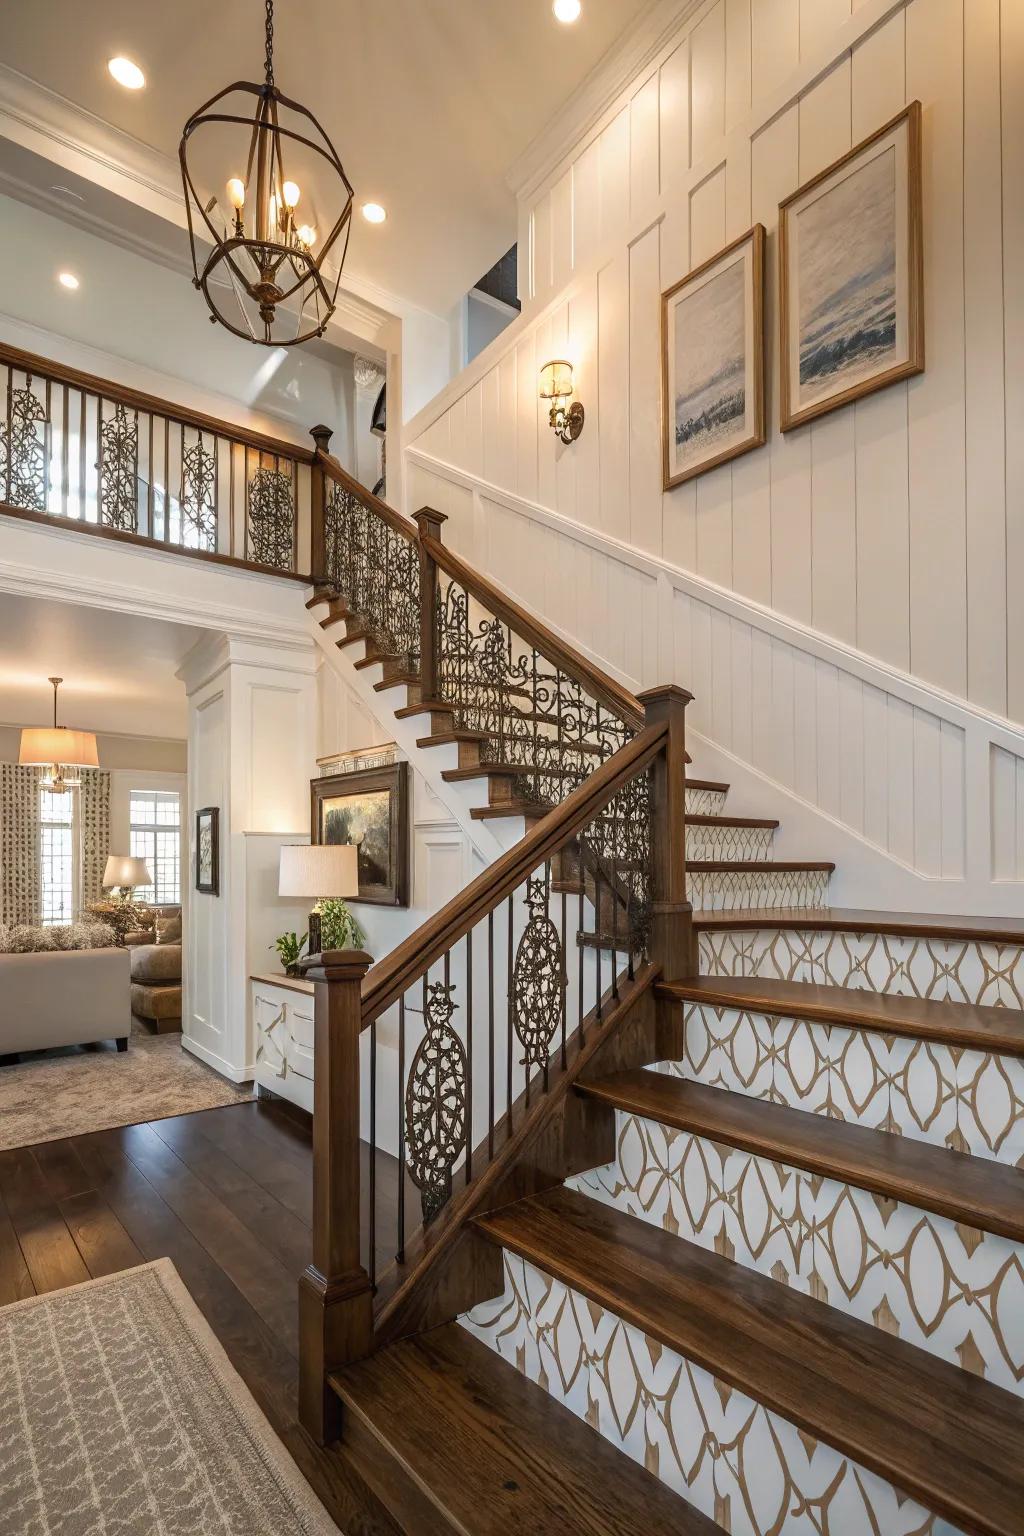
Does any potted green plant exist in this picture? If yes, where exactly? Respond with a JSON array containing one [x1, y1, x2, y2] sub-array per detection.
[[272, 930, 307, 977], [312, 896, 366, 952]]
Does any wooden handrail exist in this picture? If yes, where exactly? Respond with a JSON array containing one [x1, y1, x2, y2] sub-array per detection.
[[316, 447, 418, 543], [0, 340, 315, 464], [360, 720, 667, 1025], [422, 534, 645, 731]]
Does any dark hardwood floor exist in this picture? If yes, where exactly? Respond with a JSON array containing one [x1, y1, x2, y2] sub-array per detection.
[[0, 1099, 403, 1536]]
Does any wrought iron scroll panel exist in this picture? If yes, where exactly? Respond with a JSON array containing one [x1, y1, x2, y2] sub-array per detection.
[[435, 578, 634, 808], [323, 480, 421, 672], [0, 354, 309, 572]]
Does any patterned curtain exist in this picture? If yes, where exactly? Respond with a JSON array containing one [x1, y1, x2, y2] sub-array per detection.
[[0, 763, 42, 926], [79, 768, 111, 910]]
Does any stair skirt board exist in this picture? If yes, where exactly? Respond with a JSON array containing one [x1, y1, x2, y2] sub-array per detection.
[[698, 928, 1024, 1009], [461, 1249, 965, 1536], [685, 825, 775, 861], [566, 1114, 1024, 1399], [689, 869, 832, 911], [674, 1004, 1024, 1166]]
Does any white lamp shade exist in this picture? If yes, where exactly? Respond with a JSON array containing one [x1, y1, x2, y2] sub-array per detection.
[[103, 854, 152, 889], [279, 842, 358, 900], [20, 726, 99, 769]]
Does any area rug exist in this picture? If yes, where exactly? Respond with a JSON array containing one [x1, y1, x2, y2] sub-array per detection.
[[0, 1023, 251, 1152], [0, 1259, 338, 1535]]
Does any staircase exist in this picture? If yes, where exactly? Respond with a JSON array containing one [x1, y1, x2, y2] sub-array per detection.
[[298, 447, 1024, 1536]]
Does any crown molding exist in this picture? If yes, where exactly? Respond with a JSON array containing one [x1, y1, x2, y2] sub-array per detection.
[[506, 0, 706, 203]]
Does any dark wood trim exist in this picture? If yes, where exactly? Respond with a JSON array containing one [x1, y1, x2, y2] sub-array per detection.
[[421, 534, 645, 731], [0, 340, 315, 462], [360, 724, 667, 1025], [0, 501, 313, 582], [317, 449, 418, 543], [577, 1070, 1024, 1243], [412, 506, 446, 702], [640, 685, 694, 988], [690, 906, 1024, 942]]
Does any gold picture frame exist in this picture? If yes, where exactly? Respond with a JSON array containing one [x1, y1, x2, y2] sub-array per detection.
[[779, 100, 924, 432], [661, 224, 766, 491]]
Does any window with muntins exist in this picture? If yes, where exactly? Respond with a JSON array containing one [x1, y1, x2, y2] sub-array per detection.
[[129, 789, 181, 905], [39, 786, 75, 924]]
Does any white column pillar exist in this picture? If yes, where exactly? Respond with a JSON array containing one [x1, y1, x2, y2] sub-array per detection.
[[178, 633, 318, 1081]]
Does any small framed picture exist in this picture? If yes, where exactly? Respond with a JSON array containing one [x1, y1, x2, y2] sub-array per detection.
[[311, 762, 409, 907], [661, 224, 766, 490], [195, 806, 219, 896], [779, 101, 924, 431]]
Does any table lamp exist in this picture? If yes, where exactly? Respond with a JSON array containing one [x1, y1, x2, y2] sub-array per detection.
[[102, 854, 152, 902], [278, 843, 358, 955]]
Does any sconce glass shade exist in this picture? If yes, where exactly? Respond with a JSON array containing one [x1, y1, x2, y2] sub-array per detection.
[[19, 726, 99, 769], [279, 842, 358, 899], [539, 359, 574, 400], [103, 855, 152, 890]]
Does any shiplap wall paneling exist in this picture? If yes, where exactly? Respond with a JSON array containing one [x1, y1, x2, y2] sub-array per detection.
[[991, 747, 1024, 883]]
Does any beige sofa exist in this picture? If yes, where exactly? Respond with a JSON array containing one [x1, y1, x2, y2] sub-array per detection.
[[0, 946, 131, 1058]]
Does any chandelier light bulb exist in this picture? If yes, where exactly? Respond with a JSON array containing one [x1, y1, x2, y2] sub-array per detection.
[[226, 177, 246, 210], [297, 224, 316, 248], [552, 0, 582, 20], [282, 180, 300, 209]]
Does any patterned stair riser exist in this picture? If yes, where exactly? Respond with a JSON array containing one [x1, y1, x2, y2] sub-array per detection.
[[462, 1250, 963, 1536], [677, 1002, 1024, 1167], [689, 868, 831, 912], [684, 786, 728, 817], [568, 1112, 1024, 1398], [685, 824, 775, 862], [698, 927, 1024, 1009]]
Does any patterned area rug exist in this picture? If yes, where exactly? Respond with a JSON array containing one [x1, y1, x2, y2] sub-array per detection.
[[0, 1260, 338, 1535], [0, 1023, 251, 1152]]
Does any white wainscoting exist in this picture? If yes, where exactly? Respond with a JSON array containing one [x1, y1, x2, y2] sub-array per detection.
[[406, 0, 1024, 732], [404, 450, 1024, 916]]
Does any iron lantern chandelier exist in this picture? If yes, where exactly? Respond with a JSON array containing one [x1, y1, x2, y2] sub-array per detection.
[[179, 0, 354, 347]]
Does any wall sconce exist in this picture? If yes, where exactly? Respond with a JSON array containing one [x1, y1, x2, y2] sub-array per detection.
[[539, 359, 585, 444]]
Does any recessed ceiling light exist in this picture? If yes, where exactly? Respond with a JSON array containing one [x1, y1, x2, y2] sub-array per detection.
[[552, 0, 582, 22], [58, 272, 80, 291], [107, 56, 145, 90], [361, 202, 387, 224]]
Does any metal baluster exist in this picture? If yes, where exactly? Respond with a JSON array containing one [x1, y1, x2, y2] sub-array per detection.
[[147, 414, 154, 537], [506, 894, 513, 1134], [397, 995, 406, 1264], [465, 929, 473, 1184], [369, 1018, 377, 1288], [487, 910, 495, 1159], [611, 795, 620, 1002], [43, 378, 51, 511], [229, 440, 236, 557], [595, 844, 603, 1022], [4, 370, 11, 506], [577, 837, 585, 1044], [61, 384, 69, 518], [560, 885, 568, 1070], [79, 390, 86, 520]]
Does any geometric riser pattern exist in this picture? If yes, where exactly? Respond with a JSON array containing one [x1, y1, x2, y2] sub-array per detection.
[[676, 1004, 1024, 1167], [569, 1113, 1024, 1397], [698, 927, 1024, 1009], [462, 1249, 964, 1534], [684, 787, 728, 817], [686, 825, 775, 861], [689, 870, 831, 912]]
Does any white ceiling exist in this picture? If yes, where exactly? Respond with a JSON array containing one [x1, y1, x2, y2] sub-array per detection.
[[0, 592, 204, 740], [0, 0, 652, 316]]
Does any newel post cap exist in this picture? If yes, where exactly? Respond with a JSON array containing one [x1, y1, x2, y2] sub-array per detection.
[[413, 505, 448, 537], [637, 683, 694, 713], [300, 948, 374, 984], [309, 423, 334, 454]]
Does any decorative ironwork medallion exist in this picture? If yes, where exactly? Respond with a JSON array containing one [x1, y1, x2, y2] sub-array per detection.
[[1, 381, 49, 511], [247, 465, 294, 568], [512, 877, 567, 1067], [98, 402, 139, 531], [180, 434, 217, 549], [404, 982, 467, 1222]]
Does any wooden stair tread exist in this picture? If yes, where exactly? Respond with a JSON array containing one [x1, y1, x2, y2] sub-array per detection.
[[687, 858, 835, 872], [475, 1186, 1024, 1536], [331, 1320, 710, 1535], [394, 699, 459, 718], [470, 801, 548, 821], [577, 1070, 1024, 1241], [658, 975, 1024, 1053], [686, 777, 729, 793], [442, 763, 536, 783], [692, 906, 1024, 943], [373, 672, 419, 692], [354, 652, 399, 671], [685, 813, 779, 828]]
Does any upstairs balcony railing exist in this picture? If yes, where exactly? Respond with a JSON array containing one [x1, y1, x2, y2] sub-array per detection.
[[0, 341, 316, 578]]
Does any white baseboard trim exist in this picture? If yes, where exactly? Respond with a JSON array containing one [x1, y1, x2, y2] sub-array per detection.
[[181, 1033, 254, 1085]]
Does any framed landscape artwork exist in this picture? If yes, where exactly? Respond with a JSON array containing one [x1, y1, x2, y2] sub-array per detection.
[[195, 806, 219, 896], [779, 101, 923, 431], [311, 761, 409, 907], [661, 224, 766, 490]]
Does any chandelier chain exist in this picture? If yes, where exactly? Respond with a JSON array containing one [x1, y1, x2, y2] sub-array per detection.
[[264, 0, 275, 85]]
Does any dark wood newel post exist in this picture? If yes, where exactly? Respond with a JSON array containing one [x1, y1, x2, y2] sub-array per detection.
[[412, 506, 447, 701], [309, 424, 333, 584], [637, 684, 695, 1055], [297, 947, 374, 1444]]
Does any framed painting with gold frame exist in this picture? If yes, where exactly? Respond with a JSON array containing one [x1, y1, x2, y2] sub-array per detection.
[[310, 761, 409, 907], [779, 101, 924, 432], [661, 224, 766, 491]]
